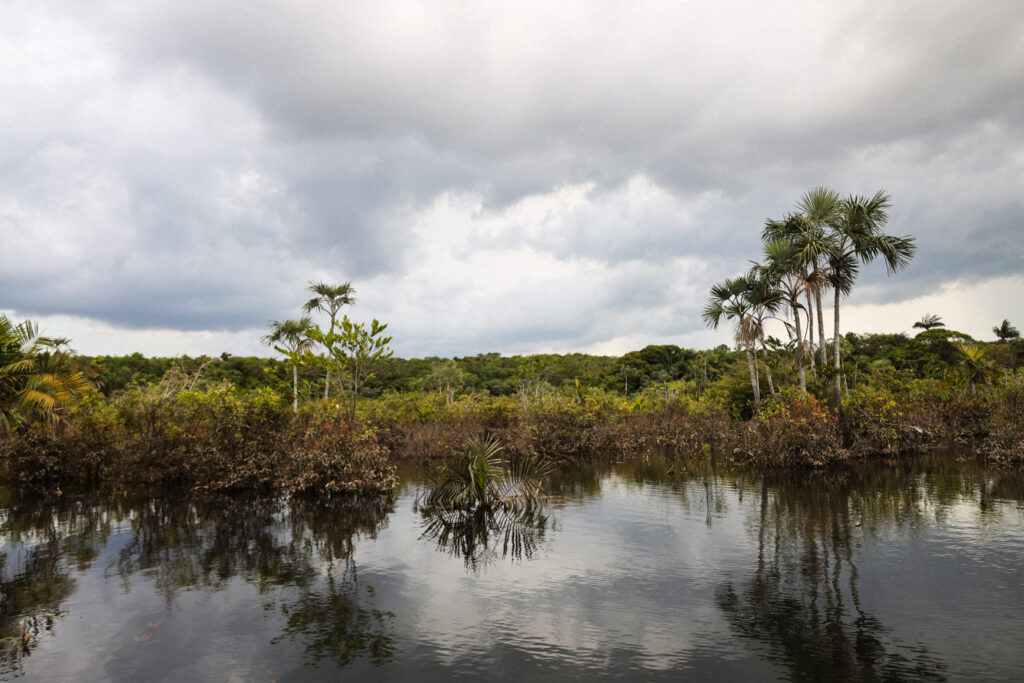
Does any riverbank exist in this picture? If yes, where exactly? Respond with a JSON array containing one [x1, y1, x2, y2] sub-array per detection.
[[2, 376, 1022, 496]]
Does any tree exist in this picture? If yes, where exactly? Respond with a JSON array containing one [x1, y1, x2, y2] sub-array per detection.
[[825, 192, 916, 408], [0, 316, 90, 433], [428, 360, 467, 404], [913, 314, 945, 330], [795, 188, 842, 370], [261, 317, 315, 414], [703, 276, 763, 412], [309, 316, 394, 422], [303, 281, 356, 399], [739, 272, 784, 400], [753, 235, 810, 391], [993, 319, 1020, 343], [950, 343, 999, 396]]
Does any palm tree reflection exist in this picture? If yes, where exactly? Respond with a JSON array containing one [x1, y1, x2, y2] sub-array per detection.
[[717, 469, 951, 680], [418, 505, 550, 573]]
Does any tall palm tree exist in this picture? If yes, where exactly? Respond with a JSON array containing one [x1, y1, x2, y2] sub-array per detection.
[[261, 317, 315, 414], [913, 314, 945, 330], [303, 281, 356, 399], [753, 236, 809, 391], [703, 276, 763, 412], [763, 208, 832, 376], [826, 192, 916, 407], [740, 270, 786, 400], [0, 316, 90, 433], [993, 319, 1020, 343], [796, 187, 842, 369]]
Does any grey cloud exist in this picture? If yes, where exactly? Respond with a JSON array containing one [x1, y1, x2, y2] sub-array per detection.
[[2, 1, 1023, 354]]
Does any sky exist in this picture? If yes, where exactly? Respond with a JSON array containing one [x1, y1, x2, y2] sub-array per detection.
[[2, 1, 1022, 359]]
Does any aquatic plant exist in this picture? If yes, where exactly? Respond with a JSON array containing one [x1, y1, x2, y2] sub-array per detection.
[[420, 436, 551, 513]]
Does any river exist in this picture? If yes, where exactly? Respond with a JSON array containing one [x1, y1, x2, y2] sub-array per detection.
[[2, 454, 1022, 680]]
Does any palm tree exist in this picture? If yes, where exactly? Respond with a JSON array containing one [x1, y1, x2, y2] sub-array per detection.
[[421, 436, 551, 513], [950, 343, 999, 396], [261, 317, 315, 414], [993, 319, 1020, 343], [303, 281, 357, 399], [740, 271, 785, 400], [756, 232, 811, 391], [913, 314, 945, 330], [796, 188, 842, 369], [826, 192, 916, 407], [703, 276, 763, 412], [763, 206, 832, 376], [0, 316, 90, 433]]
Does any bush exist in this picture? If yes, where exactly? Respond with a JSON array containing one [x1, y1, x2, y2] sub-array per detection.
[[287, 428, 396, 496], [740, 389, 842, 466]]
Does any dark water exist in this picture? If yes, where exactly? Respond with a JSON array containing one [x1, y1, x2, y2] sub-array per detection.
[[2, 455, 1023, 681]]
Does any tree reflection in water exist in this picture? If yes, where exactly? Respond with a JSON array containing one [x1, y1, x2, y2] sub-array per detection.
[[0, 491, 396, 671], [0, 493, 120, 677], [417, 505, 550, 573], [715, 465, 963, 681]]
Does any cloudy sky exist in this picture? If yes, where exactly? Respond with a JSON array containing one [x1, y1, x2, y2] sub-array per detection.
[[2, 1, 1022, 358]]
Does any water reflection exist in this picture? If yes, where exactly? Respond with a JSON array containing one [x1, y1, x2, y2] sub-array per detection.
[[1, 456, 1022, 680], [712, 459, 1023, 682], [417, 506, 551, 573], [0, 495, 118, 676], [272, 556, 394, 667], [0, 492, 395, 674]]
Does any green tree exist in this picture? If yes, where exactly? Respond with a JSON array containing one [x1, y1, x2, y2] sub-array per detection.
[[825, 192, 916, 407], [428, 360, 468, 404], [795, 187, 842, 370], [913, 314, 945, 330], [752, 236, 810, 391], [0, 316, 90, 432], [310, 317, 394, 422], [739, 272, 784, 400], [993, 319, 1020, 343], [303, 281, 356, 399], [703, 276, 763, 412], [261, 317, 315, 414], [950, 343, 999, 396]]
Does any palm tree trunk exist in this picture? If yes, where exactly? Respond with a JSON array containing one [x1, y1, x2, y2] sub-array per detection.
[[746, 346, 761, 413], [793, 302, 806, 391], [805, 290, 816, 377], [816, 287, 828, 368], [833, 287, 842, 409], [324, 320, 336, 400], [292, 363, 299, 414], [759, 344, 776, 399]]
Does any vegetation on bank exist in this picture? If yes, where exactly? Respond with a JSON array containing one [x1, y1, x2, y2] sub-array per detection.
[[3, 190, 1024, 495], [2, 332, 1022, 496]]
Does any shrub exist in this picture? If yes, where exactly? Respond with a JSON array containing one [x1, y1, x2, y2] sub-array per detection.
[[741, 389, 842, 466], [287, 427, 396, 497]]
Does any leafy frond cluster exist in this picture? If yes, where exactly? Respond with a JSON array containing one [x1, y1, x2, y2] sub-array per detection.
[[0, 315, 91, 433], [420, 436, 552, 513]]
